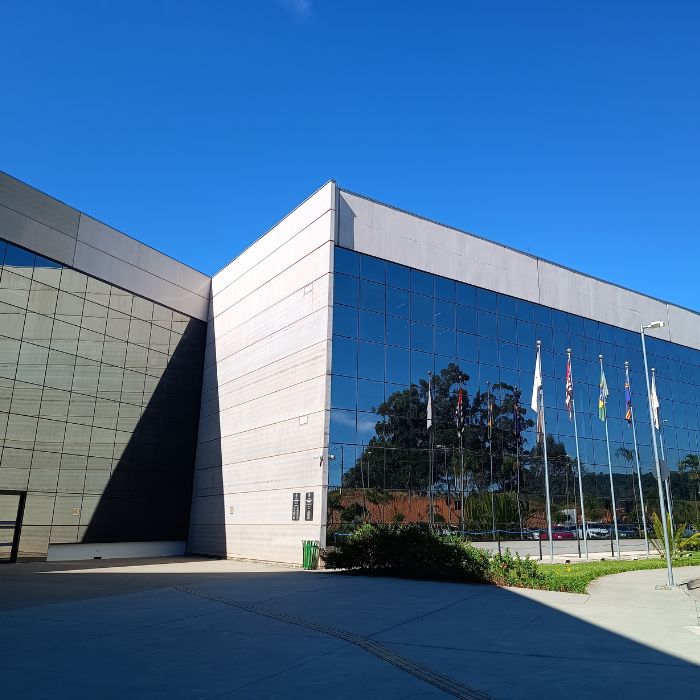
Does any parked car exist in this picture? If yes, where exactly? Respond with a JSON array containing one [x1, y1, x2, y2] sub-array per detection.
[[578, 523, 610, 539], [536, 527, 575, 541]]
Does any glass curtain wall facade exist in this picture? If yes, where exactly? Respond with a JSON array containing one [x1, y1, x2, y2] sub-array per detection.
[[0, 239, 206, 558], [328, 246, 700, 534]]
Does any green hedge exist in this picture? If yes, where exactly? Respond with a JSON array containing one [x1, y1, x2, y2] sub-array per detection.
[[321, 524, 700, 593], [322, 524, 542, 586]]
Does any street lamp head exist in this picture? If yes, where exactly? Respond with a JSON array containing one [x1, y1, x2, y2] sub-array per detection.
[[643, 321, 665, 330]]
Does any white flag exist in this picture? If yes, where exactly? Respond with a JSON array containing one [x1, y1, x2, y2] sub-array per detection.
[[426, 377, 433, 431], [531, 345, 542, 413], [650, 373, 660, 430]]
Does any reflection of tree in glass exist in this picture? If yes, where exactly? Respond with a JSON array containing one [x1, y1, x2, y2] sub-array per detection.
[[341, 363, 535, 494]]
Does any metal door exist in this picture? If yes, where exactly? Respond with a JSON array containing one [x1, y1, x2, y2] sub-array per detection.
[[0, 490, 26, 563]]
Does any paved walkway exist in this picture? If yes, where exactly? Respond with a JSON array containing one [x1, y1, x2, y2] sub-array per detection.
[[472, 538, 651, 562], [0, 558, 698, 698]]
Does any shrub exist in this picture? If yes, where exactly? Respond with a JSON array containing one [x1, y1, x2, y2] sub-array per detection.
[[680, 532, 700, 552], [650, 512, 686, 558], [488, 549, 546, 588], [322, 524, 490, 583]]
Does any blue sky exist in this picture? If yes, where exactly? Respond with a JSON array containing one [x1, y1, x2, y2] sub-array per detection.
[[1, 1, 698, 310]]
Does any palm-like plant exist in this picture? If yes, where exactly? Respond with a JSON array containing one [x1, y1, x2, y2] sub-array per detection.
[[649, 512, 686, 559]]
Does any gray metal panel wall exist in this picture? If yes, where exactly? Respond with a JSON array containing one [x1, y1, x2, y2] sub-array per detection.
[[337, 189, 700, 351], [0, 172, 80, 238], [0, 172, 210, 321]]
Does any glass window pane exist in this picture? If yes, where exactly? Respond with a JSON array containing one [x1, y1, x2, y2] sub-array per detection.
[[386, 261, 410, 290], [434, 300, 455, 329], [498, 315, 517, 343], [360, 256, 385, 284], [33, 254, 61, 269], [456, 305, 477, 333], [329, 409, 356, 444], [331, 375, 356, 410], [386, 287, 409, 318], [516, 298, 535, 322], [411, 351, 433, 385], [476, 288, 497, 311], [456, 282, 476, 308], [4, 244, 35, 269], [499, 342, 518, 369], [497, 294, 517, 318], [411, 322, 433, 353], [457, 332, 478, 361], [478, 310, 498, 339], [357, 379, 384, 412], [386, 316, 409, 348], [334, 305, 357, 337], [411, 294, 433, 323], [434, 276, 455, 301], [335, 273, 359, 309], [332, 336, 357, 377], [358, 341, 384, 381], [334, 248, 359, 276], [411, 269, 433, 296], [479, 337, 498, 365], [359, 280, 384, 313], [358, 310, 384, 343], [386, 346, 410, 385], [435, 327, 456, 356]]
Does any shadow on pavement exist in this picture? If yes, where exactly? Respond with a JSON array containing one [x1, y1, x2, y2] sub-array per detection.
[[0, 557, 698, 699]]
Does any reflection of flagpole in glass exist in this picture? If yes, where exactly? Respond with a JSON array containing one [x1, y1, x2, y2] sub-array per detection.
[[567, 349, 588, 561], [625, 361, 649, 558], [514, 387, 523, 539], [599, 355, 621, 560], [532, 341, 554, 562], [652, 368, 674, 530], [427, 371, 434, 528], [487, 381, 495, 541], [455, 378, 465, 533]]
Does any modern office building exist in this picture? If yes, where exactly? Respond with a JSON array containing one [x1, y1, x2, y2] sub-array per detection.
[[1, 172, 699, 564]]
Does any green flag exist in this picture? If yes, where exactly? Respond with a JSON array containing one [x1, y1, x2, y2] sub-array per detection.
[[598, 367, 609, 422]]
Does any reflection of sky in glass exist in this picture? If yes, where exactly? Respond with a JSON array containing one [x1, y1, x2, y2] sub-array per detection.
[[329, 247, 700, 497]]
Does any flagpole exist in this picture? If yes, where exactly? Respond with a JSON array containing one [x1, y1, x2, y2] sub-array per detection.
[[600, 354, 621, 560], [640, 324, 673, 586], [568, 349, 589, 561], [652, 369, 675, 530], [535, 340, 554, 562], [626, 361, 650, 558], [487, 381, 495, 541], [659, 430, 674, 530]]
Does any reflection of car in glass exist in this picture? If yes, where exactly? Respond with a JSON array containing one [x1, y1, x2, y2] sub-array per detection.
[[535, 527, 575, 541], [617, 525, 640, 538], [578, 523, 610, 539]]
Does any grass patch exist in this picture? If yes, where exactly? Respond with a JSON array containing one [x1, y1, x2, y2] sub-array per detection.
[[321, 524, 700, 595], [537, 554, 700, 594]]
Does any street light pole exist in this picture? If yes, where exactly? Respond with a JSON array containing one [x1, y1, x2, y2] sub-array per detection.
[[640, 322, 674, 587]]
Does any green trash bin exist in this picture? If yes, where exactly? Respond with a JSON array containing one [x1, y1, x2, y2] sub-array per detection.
[[302, 540, 320, 570]]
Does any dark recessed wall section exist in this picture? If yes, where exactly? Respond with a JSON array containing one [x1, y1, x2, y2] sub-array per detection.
[[0, 239, 206, 558]]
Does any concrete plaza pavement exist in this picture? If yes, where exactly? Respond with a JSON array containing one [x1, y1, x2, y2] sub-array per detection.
[[0, 557, 698, 699]]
